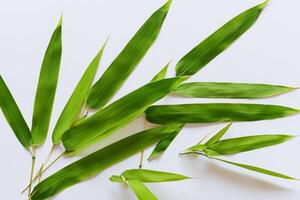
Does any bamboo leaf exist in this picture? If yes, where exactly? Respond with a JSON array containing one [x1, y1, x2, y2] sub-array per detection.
[[127, 180, 158, 200], [0, 76, 31, 149], [31, 17, 62, 145], [62, 77, 186, 154], [86, 0, 172, 109], [212, 157, 297, 180], [31, 125, 179, 200], [111, 169, 189, 183], [52, 41, 107, 144], [174, 82, 296, 99], [150, 62, 169, 82], [175, 1, 268, 76], [148, 124, 183, 160], [145, 103, 299, 124], [205, 122, 232, 145]]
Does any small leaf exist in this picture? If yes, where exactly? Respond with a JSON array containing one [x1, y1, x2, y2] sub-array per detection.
[[174, 82, 296, 99], [148, 124, 183, 160], [0, 76, 31, 149], [31, 125, 179, 200], [175, 1, 268, 76], [31, 17, 62, 145], [205, 122, 232, 145], [87, 0, 172, 109], [52, 41, 107, 144], [212, 157, 297, 180], [145, 103, 299, 124], [150, 62, 169, 82], [127, 179, 158, 200], [62, 77, 186, 154]]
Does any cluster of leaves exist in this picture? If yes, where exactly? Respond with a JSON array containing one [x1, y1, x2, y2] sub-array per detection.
[[0, 1, 299, 200]]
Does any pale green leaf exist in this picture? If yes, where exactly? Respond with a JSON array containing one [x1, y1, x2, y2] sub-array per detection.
[[127, 180, 158, 200], [205, 122, 232, 145], [150, 62, 169, 82]]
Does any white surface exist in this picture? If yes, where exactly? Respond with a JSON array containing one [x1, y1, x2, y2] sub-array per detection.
[[1, 0, 300, 199]]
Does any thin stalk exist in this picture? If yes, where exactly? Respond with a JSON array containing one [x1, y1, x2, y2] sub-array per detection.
[[37, 144, 57, 183], [28, 146, 36, 198], [138, 119, 148, 169]]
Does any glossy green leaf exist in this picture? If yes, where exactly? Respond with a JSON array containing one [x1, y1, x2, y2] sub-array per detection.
[[127, 180, 158, 200], [174, 82, 296, 99], [205, 122, 232, 145], [0, 76, 31, 149], [150, 62, 169, 82], [212, 157, 297, 180], [87, 0, 172, 109], [145, 103, 299, 124], [148, 124, 183, 160], [110, 169, 189, 183], [62, 77, 186, 153], [31, 17, 62, 145], [52, 42, 107, 144], [175, 1, 268, 76], [31, 125, 179, 200]]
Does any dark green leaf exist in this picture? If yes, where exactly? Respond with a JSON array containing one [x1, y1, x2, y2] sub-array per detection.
[[31, 17, 62, 145], [87, 0, 172, 109]]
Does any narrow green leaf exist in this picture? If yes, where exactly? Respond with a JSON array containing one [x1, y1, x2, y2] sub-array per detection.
[[87, 0, 172, 109], [205, 122, 232, 146], [175, 1, 268, 76], [145, 103, 299, 124], [52, 41, 107, 144], [31, 17, 62, 145], [127, 179, 158, 200], [150, 62, 169, 82], [0, 76, 31, 149], [31, 125, 179, 200], [212, 157, 297, 180], [207, 134, 294, 155], [62, 77, 186, 153], [174, 82, 296, 99], [148, 124, 183, 160]]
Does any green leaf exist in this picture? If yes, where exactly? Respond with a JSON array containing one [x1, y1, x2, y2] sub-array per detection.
[[150, 62, 169, 82], [52, 41, 107, 144], [145, 103, 299, 124], [111, 169, 189, 183], [175, 1, 268, 76], [212, 157, 297, 180], [205, 122, 232, 145], [174, 82, 296, 99], [0, 76, 31, 149], [31, 125, 179, 200], [148, 124, 183, 160], [31, 17, 62, 145], [127, 179, 158, 200], [86, 0, 172, 109], [207, 134, 294, 155], [62, 77, 186, 153]]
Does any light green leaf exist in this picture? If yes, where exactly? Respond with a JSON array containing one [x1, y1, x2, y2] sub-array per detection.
[[52, 41, 107, 144], [175, 1, 268, 76], [31, 125, 179, 200], [150, 62, 169, 82], [174, 82, 296, 99], [62, 77, 186, 154], [0, 76, 31, 149], [145, 103, 299, 124], [31, 17, 62, 145], [148, 124, 183, 160], [87, 0, 172, 109], [205, 122, 232, 145], [212, 157, 297, 180], [127, 179, 158, 200]]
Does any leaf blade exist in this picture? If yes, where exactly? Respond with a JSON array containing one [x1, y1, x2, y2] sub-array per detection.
[[150, 62, 169, 82], [127, 180, 158, 200], [205, 122, 232, 146]]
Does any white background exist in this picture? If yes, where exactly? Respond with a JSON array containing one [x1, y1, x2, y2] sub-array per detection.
[[1, 0, 300, 199]]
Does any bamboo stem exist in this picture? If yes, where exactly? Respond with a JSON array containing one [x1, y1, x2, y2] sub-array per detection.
[[37, 144, 57, 183], [138, 118, 148, 169], [28, 146, 36, 198]]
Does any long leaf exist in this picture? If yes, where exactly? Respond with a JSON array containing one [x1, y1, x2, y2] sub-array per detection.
[[174, 82, 296, 99], [31, 125, 179, 200], [0, 76, 31, 149], [31, 17, 62, 145], [62, 77, 186, 153], [127, 180, 158, 200], [145, 103, 299, 124], [86, 0, 172, 109], [148, 124, 183, 160], [212, 157, 297, 180], [205, 122, 232, 145], [175, 1, 268, 76], [52, 42, 107, 144]]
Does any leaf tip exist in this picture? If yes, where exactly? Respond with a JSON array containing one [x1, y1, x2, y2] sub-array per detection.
[[58, 14, 63, 27], [259, 0, 270, 9]]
